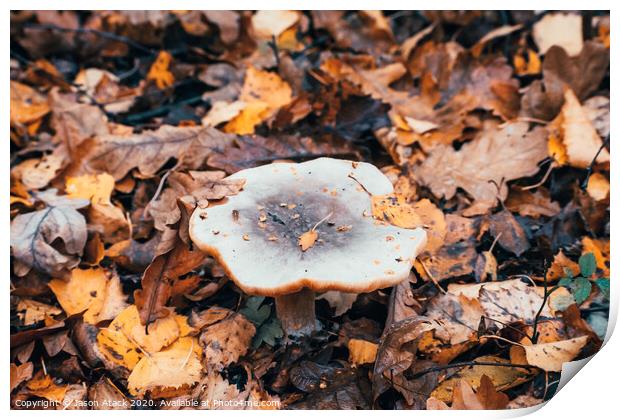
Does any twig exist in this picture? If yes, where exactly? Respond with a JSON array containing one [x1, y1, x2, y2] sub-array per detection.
[[21, 22, 155, 55], [531, 265, 560, 344], [416, 258, 446, 294], [411, 360, 535, 380], [580, 135, 610, 190], [521, 160, 556, 191]]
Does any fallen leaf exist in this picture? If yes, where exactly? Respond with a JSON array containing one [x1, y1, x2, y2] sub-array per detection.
[[128, 336, 202, 397], [550, 89, 610, 168], [318, 291, 358, 316], [202, 100, 246, 127], [10, 190, 89, 278], [204, 11, 240, 44], [348, 338, 378, 366], [85, 125, 232, 180], [532, 13, 583, 56], [48, 267, 128, 324], [10, 362, 34, 392], [416, 122, 547, 211], [11, 152, 66, 190], [10, 80, 50, 126], [505, 187, 560, 218], [251, 10, 299, 39], [510, 336, 588, 372], [298, 229, 318, 251], [207, 133, 358, 174], [428, 375, 509, 410], [581, 237, 609, 276], [22, 371, 68, 403], [487, 210, 530, 256], [88, 377, 130, 410], [547, 251, 580, 281], [199, 308, 255, 370], [147, 50, 175, 89], [430, 355, 533, 403], [586, 173, 610, 201], [17, 298, 62, 326]]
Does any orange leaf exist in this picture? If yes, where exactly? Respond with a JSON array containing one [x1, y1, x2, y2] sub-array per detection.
[[147, 51, 175, 89]]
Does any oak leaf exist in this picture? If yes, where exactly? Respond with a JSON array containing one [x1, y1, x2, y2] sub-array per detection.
[[416, 122, 547, 211], [85, 125, 232, 180], [10, 190, 89, 278]]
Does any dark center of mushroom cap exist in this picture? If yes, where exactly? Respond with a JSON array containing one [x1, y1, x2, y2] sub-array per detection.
[[236, 191, 361, 252]]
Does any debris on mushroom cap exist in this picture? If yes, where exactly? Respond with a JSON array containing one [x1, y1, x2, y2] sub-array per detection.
[[189, 158, 427, 296]]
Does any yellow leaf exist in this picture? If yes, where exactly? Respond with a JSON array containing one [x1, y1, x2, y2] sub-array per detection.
[[547, 132, 568, 165], [510, 336, 588, 372], [224, 101, 269, 135], [147, 51, 175, 89], [10, 81, 50, 125], [581, 237, 610, 276], [97, 305, 183, 370], [513, 49, 541, 76], [49, 268, 127, 324], [127, 337, 202, 397], [298, 229, 318, 251], [66, 173, 115, 205], [348, 338, 378, 365], [239, 67, 292, 114], [25, 371, 67, 403]]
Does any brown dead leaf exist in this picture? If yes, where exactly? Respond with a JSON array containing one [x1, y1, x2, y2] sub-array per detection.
[[11, 152, 66, 190], [207, 133, 358, 174], [128, 336, 202, 397], [10, 362, 34, 392], [510, 336, 588, 372], [199, 308, 255, 370], [10, 190, 89, 278], [550, 89, 610, 168], [430, 355, 533, 403], [17, 298, 62, 326], [88, 377, 130, 410], [487, 210, 530, 256], [428, 375, 509, 410], [134, 234, 206, 325], [505, 187, 560, 218], [85, 125, 232, 180], [416, 122, 547, 212]]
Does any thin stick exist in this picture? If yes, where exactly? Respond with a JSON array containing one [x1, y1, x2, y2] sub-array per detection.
[[312, 211, 334, 231], [521, 161, 556, 191], [411, 360, 535, 380], [416, 257, 447, 294]]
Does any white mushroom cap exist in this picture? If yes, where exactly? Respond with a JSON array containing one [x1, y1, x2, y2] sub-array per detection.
[[189, 158, 427, 296]]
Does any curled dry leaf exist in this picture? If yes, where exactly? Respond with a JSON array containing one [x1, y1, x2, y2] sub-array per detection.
[[510, 336, 588, 372], [416, 122, 547, 212], [128, 336, 202, 397], [10, 190, 89, 278]]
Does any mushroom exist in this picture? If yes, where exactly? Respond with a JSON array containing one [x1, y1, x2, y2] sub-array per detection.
[[189, 158, 426, 339]]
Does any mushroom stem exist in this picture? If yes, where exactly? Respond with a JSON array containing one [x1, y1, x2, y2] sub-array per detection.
[[275, 288, 316, 338]]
